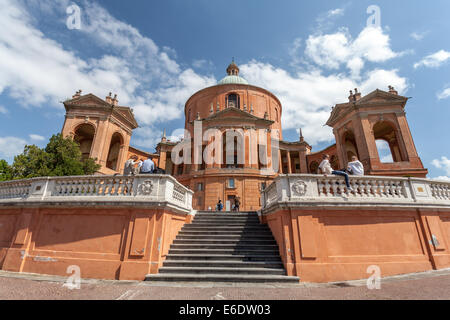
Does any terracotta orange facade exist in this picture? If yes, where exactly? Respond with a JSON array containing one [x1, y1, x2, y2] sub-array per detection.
[[61, 63, 428, 211], [261, 206, 450, 283], [0, 206, 192, 281]]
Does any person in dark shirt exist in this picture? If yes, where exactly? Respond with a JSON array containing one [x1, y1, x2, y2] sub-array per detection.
[[216, 199, 223, 211]]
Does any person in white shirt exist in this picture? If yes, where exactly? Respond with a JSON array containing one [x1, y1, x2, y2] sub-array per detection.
[[347, 156, 364, 176], [123, 155, 138, 175], [318, 154, 353, 191]]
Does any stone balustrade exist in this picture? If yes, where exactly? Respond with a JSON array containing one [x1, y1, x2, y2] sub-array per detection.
[[261, 174, 450, 210], [0, 174, 194, 214]]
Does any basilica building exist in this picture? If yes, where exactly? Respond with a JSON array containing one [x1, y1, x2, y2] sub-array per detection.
[[61, 61, 427, 211]]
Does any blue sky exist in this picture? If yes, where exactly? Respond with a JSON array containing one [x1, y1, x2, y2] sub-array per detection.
[[0, 0, 449, 179]]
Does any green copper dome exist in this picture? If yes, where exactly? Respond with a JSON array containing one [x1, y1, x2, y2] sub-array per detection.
[[217, 75, 249, 85]]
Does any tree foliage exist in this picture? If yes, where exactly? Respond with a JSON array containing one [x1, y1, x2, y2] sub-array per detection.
[[0, 159, 13, 182], [0, 134, 101, 181]]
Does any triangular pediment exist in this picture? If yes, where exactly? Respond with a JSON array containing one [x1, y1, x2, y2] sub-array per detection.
[[326, 89, 408, 126], [355, 89, 408, 105], [204, 107, 271, 123], [65, 93, 111, 107], [113, 106, 138, 128]]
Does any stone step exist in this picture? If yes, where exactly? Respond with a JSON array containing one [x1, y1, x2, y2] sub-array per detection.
[[170, 243, 280, 250], [168, 248, 279, 255], [144, 210, 296, 284], [195, 212, 257, 215], [193, 215, 259, 219], [186, 223, 264, 227], [162, 260, 285, 269], [182, 225, 269, 231], [165, 254, 282, 261], [172, 239, 277, 245], [145, 273, 300, 283], [176, 235, 274, 240], [158, 266, 286, 275], [178, 230, 273, 236], [191, 219, 261, 224]]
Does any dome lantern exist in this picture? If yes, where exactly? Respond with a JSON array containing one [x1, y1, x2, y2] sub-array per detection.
[[218, 59, 249, 85]]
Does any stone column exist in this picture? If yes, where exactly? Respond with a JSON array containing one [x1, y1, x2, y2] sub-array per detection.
[[279, 149, 283, 173], [287, 151, 292, 174], [333, 128, 346, 169]]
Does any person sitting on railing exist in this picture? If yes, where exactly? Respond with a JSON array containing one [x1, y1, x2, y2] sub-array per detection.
[[140, 157, 155, 174], [319, 154, 354, 192], [123, 155, 138, 175], [134, 159, 143, 175], [347, 156, 364, 176]]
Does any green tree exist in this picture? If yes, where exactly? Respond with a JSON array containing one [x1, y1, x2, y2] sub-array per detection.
[[0, 159, 13, 181], [6, 134, 101, 180], [12, 145, 51, 178]]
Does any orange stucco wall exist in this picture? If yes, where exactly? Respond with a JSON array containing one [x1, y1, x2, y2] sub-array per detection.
[[261, 207, 450, 283], [0, 206, 191, 280]]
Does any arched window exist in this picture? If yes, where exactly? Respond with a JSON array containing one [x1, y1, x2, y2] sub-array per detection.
[[373, 121, 404, 162], [226, 94, 240, 109], [275, 108, 279, 122], [106, 133, 123, 171], [73, 123, 95, 160]]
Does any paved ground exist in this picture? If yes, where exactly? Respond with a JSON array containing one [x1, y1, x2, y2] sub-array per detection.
[[0, 269, 449, 300]]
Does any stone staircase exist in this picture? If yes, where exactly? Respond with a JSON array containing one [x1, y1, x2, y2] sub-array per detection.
[[145, 211, 299, 283]]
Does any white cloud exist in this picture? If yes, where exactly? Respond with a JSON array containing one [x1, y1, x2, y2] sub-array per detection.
[[437, 86, 450, 100], [0, 105, 7, 114], [29, 134, 45, 141], [431, 156, 450, 176], [0, 0, 409, 153], [432, 176, 450, 182], [327, 8, 344, 17], [305, 26, 402, 78], [0, 136, 27, 159], [414, 50, 450, 69], [410, 31, 427, 41], [192, 59, 213, 69], [315, 7, 346, 32], [0, 0, 215, 151], [240, 61, 407, 145]]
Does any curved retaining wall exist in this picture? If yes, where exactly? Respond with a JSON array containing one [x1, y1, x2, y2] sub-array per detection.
[[260, 174, 450, 282], [0, 175, 194, 280]]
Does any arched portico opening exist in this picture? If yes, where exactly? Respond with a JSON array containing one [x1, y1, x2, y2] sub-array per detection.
[[73, 123, 95, 160], [106, 132, 123, 171], [373, 121, 404, 162], [342, 130, 359, 162]]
